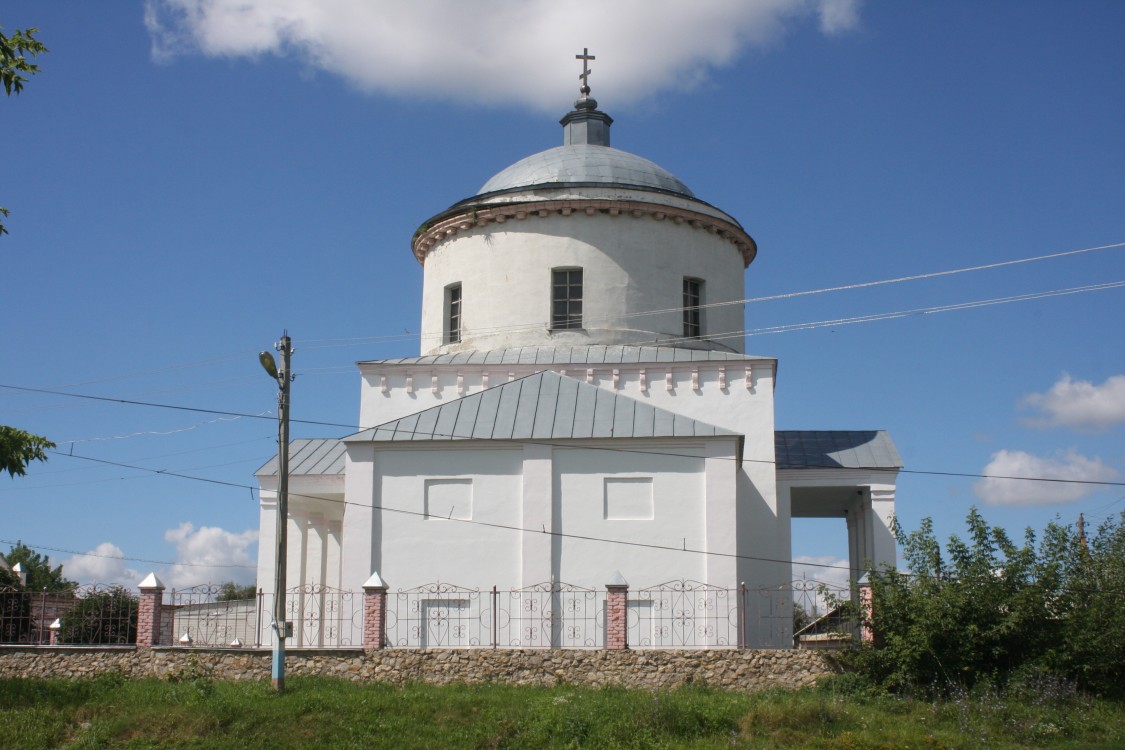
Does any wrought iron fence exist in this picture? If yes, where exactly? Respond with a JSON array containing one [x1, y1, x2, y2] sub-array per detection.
[[628, 580, 741, 648], [0, 584, 138, 645], [387, 582, 488, 648], [386, 582, 607, 648], [162, 585, 264, 647], [749, 578, 856, 648], [2, 577, 861, 650], [163, 584, 360, 649], [495, 582, 603, 648]]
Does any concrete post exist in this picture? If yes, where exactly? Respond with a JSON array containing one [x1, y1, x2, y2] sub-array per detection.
[[363, 571, 389, 652], [606, 571, 628, 651], [136, 572, 166, 648]]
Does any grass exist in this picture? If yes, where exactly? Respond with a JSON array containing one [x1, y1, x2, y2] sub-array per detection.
[[0, 673, 1122, 749]]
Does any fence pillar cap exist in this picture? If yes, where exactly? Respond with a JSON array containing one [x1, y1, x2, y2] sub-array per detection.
[[49, 618, 61, 631], [362, 571, 388, 590], [857, 573, 871, 585], [138, 572, 165, 591], [606, 570, 628, 588]]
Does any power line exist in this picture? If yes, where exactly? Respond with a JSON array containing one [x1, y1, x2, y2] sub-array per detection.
[[617, 240, 1125, 321], [43, 450, 859, 574], [0, 537, 256, 570], [45, 449, 1125, 580], [10, 383, 1122, 489], [295, 240, 1125, 349], [622, 280, 1125, 349], [0, 383, 356, 430]]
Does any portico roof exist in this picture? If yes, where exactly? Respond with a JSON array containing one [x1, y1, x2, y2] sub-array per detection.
[[774, 430, 903, 471], [255, 437, 345, 477]]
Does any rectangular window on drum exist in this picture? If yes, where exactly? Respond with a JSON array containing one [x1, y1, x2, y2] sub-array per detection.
[[552, 268, 583, 330], [683, 277, 702, 338], [446, 283, 462, 344]]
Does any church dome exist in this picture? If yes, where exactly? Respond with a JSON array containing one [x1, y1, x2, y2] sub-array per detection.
[[478, 144, 694, 198], [413, 90, 757, 357]]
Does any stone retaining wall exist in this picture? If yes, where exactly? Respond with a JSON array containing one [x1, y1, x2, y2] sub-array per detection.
[[0, 647, 837, 691]]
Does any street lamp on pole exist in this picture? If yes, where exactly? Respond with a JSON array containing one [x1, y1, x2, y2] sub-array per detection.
[[260, 332, 293, 692]]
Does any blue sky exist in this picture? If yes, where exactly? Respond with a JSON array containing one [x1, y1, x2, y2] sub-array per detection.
[[1, 1, 1122, 589]]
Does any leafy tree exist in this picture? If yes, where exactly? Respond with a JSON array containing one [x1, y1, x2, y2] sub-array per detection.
[[0, 25, 47, 237], [216, 581, 257, 601], [1047, 514, 1125, 696], [2, 541, 75, 592], [59, 586, 138, 645], [0, 426, 55, 477]]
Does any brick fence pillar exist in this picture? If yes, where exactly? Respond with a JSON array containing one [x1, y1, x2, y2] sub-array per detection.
[[858, 575, 874, 643], [363, 571, 388, 652], [605, 571, 629, 650], [136, 572, 166, 648]]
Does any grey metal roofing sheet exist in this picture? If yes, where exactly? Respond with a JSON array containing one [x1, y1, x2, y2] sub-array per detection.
[[774, 431, 903, 470], [478, 144, 694, 197], [362, 345, 767, 367], [344, 370, 737, 443], [256, 438, 346, 476]]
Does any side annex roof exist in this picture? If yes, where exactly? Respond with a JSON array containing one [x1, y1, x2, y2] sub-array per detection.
[[774, 430, 903, 470], [343, 370, 739, 443]]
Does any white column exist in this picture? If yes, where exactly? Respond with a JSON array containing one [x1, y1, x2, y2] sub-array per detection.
[[306, 513, 327, 588], [846, 510, 860, 580], [256, 491, 279, 646], [326, 519, 343, 591], [256, 491, 278, 598], [287, 509, 308, 645], [305, 513, 326, 646], [520, 443, 553, 588], [868, 485, 897, 571]]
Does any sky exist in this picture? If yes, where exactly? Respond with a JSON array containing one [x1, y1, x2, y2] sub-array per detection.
[[1, 1, 1123, 592]]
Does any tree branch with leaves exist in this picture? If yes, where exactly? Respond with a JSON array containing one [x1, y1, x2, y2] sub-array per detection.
[[1, 25, 47, 237]]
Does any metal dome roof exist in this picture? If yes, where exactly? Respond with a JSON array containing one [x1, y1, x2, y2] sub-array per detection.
[[477, 144, 694, 197]]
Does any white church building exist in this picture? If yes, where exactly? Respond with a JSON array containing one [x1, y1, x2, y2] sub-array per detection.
[[255, 74, 902, 649]]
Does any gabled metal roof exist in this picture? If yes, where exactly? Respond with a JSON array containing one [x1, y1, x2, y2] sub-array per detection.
[[344, 370, 738, 443], [361, 345, 769, 368], [774, 431, 903, 471], [256, 438, 346, 477]]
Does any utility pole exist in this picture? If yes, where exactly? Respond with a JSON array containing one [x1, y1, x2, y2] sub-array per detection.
[[1078, 512, 1089, 558], [260, 333, 293, 692]]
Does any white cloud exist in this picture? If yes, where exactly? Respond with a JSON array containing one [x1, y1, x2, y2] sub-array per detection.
[[144, 0, 861, 109], [817, 0, 862, 35], [1021, 373, 1125, 432], [61, 543, 144, 587], [973, 449, 1119, 506], [163, 522, 257, 590]]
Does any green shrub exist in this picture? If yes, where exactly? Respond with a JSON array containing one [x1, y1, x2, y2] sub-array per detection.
[[59, 586, 138, 645], [847, 510, 1125, 697]]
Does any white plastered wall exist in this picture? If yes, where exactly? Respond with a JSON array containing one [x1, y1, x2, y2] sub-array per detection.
[[419, 214, 746, 354]]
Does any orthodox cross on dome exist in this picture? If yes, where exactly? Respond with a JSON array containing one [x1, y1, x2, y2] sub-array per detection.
[[576, 47, 595, 97]]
